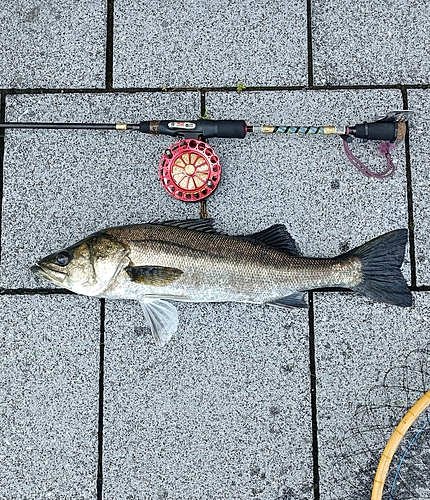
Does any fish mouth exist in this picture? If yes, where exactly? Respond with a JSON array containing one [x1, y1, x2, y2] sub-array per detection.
[[31, 263, 67, 285]]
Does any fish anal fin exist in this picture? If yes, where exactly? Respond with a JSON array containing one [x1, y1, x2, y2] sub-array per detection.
[[126, 266, 183, 285], [267, 292, 308, 309]]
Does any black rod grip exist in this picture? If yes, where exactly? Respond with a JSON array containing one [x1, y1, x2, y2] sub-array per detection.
[[201, 120, 247, 138], [139, 120, 247, 139], [353, 121, 398, 142]]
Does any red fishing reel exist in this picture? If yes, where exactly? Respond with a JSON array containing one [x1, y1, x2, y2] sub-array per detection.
[[158, 138, 222, 202]]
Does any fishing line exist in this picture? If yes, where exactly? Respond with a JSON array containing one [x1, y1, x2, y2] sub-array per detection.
[[388, 412, 430, 500], [371, 390, 430, 500], [0, 110, 412, 202]]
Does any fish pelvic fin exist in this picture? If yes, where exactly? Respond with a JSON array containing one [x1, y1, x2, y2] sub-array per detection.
[[342, 229, 412, 307], [139, 298, 179, 346]]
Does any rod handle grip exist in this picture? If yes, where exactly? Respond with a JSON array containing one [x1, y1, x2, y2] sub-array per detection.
[[139, 120, 247, 139], [354, 120, 398, 142]]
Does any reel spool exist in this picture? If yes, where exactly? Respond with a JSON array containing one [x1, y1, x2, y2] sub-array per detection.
[[158, 138, 221, 202]]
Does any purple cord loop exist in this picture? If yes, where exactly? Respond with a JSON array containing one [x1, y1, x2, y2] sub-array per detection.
[[342, 138, 396, 179]]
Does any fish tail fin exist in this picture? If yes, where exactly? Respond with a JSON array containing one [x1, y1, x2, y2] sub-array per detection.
[[342, 229, 412, 307]]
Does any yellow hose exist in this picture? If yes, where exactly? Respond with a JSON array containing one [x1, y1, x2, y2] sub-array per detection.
[[371, 389, 430, 500]]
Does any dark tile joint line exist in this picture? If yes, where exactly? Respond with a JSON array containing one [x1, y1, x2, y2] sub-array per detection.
[[0, 92, 6, 266], [401, 88, 417, 288], [308, 291, 320, 500], [97, 298, 105, 500]]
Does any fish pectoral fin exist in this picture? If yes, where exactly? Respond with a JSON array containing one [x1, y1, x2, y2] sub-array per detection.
[[126, 266, 183, 285], [139, 299, 179, 347], [267, 292, 308, 309]]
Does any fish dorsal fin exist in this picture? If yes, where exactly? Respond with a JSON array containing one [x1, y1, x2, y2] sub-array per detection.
[[246, 225, 301, 256], [139, 298, 178, 346], [126, 266, 183, 285], [156, 218, 218, 233]]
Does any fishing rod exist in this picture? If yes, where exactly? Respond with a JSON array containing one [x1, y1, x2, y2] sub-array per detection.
[[0, 110, 412, 202]]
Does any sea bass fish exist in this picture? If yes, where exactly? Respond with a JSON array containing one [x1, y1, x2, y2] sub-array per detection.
[[31, 219, 412, 346]]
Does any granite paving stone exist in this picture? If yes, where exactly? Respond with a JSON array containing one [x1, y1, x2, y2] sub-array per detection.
[[0, 0, 429, 498], [113, 0, 308, 88], [0, 295, 100, 499], [0, 92, 201, 289], [406, 89, 430, 286], [314, 292, 430, 500], [312, 0, 430, 86], [0, 0, 107, 89], [103, 300, 312, 499]]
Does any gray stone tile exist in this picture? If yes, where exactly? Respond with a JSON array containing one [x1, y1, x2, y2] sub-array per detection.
[[406, 90, 430, 285], [314, 292, 430, 500], [312, 1, 430, 85], [205, 90, 410, 278], [113, 0, 308, 88], [103, 300, 312, 499], [0, 92, 201, 288], [0, 1, 106, 89], [0, 294, 100, 499]]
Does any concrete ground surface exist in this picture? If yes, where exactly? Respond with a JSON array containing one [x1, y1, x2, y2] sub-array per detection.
[[0, 1, 429, 500]]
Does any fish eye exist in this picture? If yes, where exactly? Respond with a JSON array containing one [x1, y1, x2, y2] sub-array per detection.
[[55, 251, 72, 267]]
